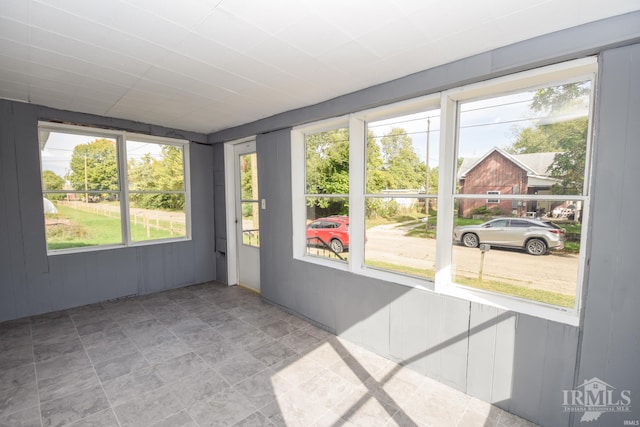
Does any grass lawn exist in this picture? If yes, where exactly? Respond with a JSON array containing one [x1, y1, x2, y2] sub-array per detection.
[[365, 260, 573, 308], [455, 276, 575, 308], [366, 259, 434, 279], [46, 205, 176, 250]]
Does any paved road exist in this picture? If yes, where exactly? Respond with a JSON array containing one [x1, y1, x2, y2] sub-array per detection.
[[365, 222, 579, 295]]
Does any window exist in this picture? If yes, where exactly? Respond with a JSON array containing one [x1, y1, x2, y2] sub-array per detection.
[[451, 67, 594, 313], [39, 122, 190, 253], [292, 58, 596, 325], [239, 152, 260, 247], [486, 191, 500, 204], [364, 107, 441, 280], [293, 119, 350, 261]]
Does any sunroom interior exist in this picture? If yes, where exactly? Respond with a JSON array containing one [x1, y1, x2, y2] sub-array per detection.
[[1, 2, 639, 427]]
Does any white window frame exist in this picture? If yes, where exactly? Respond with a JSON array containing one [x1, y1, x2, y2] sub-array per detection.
[[292, 115, 351, 270], [38, 121, 192, 254], [291, 57, 597, 326]]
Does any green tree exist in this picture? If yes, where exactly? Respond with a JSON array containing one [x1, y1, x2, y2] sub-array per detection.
[[42, 170, 66, 201], [305, 128, 349, 212], [127, 145, 185, 210], [505, 82, 591, 194], [69, 139, 118, 197], [379, 128, 425, 190]]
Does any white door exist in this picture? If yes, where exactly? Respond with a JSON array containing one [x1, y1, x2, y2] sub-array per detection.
[[234, 141, 260, 292]]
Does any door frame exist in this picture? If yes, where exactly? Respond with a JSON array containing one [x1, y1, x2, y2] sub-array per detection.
[[223, 136, 256, 286]]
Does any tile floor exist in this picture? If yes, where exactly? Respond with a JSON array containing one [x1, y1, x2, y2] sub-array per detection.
[[0, 282, 539, 427]]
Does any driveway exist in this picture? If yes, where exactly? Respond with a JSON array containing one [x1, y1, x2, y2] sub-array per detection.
[[365, 222, 579, 295]]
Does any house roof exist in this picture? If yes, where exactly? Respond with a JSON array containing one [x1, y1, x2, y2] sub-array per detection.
[[458, 147, 559, 181]]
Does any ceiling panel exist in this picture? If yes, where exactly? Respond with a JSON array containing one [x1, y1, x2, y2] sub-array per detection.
[[0, 0, 637, 134]]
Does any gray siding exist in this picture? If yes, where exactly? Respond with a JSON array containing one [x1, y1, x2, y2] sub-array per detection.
[[0, 100, 217, 321], [573, 43, 640, 427]]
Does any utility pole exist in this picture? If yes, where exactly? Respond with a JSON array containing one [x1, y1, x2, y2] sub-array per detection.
[[425, 117, 431, 216], [84, 153, 88, 204]]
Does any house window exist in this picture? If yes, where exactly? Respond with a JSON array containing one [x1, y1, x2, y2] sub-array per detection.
[[39, 122, 190, 253], [292, 58, 596, 325], [486, 191, 500, 204]]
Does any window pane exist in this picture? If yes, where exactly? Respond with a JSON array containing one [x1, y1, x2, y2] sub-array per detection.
[[241, 201, 260, 247], [457, 81, 592, 197], [305, 128, 349, 195], [127, 141, 185, 192], [305, 197, 348, 260], [452, 199, 583, 308], [40, 130, 122, 251], [239, 152, 258, 201], [365, 196, 436, 279], [127, 140, 187, 243], [129, 194, 186, 242], [367, 110, 440, 194], [41, 131, 119, 194], [43, 196, 122, 250]]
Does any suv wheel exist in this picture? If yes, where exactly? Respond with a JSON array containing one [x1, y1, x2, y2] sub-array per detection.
[[526, 238, 547, 255]]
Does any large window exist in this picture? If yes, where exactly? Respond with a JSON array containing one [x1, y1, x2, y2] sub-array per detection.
[[39, 122, 190, 253], [452, 78, 593, 309], [292, 58, 596, 325], [364, 108, 440, 280], [304, 126, 349, 261]]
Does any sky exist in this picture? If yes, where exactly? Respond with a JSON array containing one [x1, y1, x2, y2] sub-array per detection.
[[40, 131, 164, 179], [368, 87, 590, 169]]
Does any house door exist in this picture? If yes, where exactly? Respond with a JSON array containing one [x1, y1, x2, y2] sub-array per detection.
[[234, 141, 260, 292]]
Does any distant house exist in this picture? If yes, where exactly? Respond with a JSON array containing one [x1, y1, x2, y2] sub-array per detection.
[[457, 147, 564, 218]]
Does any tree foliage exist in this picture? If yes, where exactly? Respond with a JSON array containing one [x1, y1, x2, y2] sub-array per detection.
[[306, 126, 430, 218], [378, 128, 426, 190], [42, 170, 66, 201], [69, 139, 118, 194], [505, 83, 590, 194], [128, 145, 185, 210]]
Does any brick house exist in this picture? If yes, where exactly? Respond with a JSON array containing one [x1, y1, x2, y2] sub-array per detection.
[[457, 147, 560, 218]]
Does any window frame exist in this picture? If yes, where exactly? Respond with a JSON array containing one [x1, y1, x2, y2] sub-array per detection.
[[38, 121, 192, 254], [291, 57, 597, 326]]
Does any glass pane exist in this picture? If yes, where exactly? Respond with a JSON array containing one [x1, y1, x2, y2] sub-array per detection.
[[127, 141, 184, 192], [43, 195, 122, 250], [129, 194, 186, 242], [365, 196, 436, 279], [239, 152, 258, 201], [367, 110, 440, 195], [452, 199, 583, 308], [457, 81, 592, 197], [40, 131, 119, 194], [305, 128, 349, 195], [241, 201, 260, 247], [305, 197, 348, 261]]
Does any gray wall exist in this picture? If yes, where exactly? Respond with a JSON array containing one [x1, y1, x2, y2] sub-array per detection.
[[0, 100, 217, 322], [573, 42, 640, 427], [215, 12, 640, 427]]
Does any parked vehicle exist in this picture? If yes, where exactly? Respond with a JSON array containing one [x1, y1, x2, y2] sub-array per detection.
[[453, 217, 565, 255], [306, 216, 350, 253]]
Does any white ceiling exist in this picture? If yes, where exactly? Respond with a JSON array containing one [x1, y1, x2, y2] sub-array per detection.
[[0, 0, 638, 134]]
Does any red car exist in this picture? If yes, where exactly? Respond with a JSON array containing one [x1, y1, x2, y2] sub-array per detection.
[[306, 216, 350, 253]]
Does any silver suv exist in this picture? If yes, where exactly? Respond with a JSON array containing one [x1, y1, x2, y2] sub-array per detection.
[[453, 218, 566, 255]]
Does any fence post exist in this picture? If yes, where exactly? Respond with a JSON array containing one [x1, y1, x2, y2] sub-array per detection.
[[144, 212, 150, 238]]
